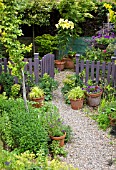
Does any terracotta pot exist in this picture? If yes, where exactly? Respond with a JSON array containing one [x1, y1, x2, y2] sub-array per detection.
[[32, 96, 44, 108], [109, 115, 116, 127], [55, 60, 65, 71], [70, 98, 84, 110], [86, 91, 103, 107], [62, 58, 74, 69], [50, 132, 66, 147]]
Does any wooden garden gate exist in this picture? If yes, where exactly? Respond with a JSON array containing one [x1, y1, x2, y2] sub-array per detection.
[[0, 53, 55, 84]]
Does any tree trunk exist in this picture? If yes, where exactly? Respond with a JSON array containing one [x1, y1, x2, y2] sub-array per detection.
[[22, 69, 29, 112]]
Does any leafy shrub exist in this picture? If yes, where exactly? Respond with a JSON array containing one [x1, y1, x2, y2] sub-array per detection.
[[0, 72, 14, 97], [96, 100, 116, 130], [0, 149, 79, 170], [0, 97, 49, 154], [39, 73, 58, 101], [35, 34, 58, 57]]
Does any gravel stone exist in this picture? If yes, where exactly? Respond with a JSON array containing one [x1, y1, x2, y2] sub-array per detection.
[[52, 70, 116, 170]]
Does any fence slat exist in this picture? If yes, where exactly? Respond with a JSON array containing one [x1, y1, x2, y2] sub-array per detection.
[[107, 62, 111, 83], [91, 61, 95, 81], [85, 60, 89, 83], [80, 60, 84, 81], [76, 58, 79, 75], [34, 57, 39, 84], [96, 61, 100, 83], [101, 62, 106, 81], [49, 54, 54, 78]]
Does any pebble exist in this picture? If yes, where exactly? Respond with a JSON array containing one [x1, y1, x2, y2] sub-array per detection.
[[52, 70, 116, 170]]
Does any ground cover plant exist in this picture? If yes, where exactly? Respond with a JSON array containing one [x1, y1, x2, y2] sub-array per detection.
[[0, 94, 71, 157]]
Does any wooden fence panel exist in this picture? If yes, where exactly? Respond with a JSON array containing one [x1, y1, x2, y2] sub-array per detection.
[[41, 54, 54, 78], [75, 58, 116, 87]]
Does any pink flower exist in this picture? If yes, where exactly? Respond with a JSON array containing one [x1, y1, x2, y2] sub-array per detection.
[[103, 50, 107, 53]]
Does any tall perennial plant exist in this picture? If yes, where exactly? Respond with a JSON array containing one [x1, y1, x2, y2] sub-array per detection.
[[55, 18, 75, 59]]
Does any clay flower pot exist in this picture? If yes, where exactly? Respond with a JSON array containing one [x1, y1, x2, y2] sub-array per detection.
[[62, 57, 74, 69], [85, 86, 103, 107], [55, 60, 65, 71], [32, 96, 44, 108], [70, 98, 84, 110], [86, 91, 103, 107], [50, 132, 66, 147]]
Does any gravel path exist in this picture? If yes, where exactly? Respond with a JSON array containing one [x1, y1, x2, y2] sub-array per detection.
[[52, 70, 116, 170]]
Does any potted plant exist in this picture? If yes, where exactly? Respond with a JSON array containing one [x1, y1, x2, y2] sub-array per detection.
[[68, 86, 85, 110], [85, 86, 103, 107], [62, 50, 76, 69], [55, 18, 75, 71], [29, 86, 44, 108]]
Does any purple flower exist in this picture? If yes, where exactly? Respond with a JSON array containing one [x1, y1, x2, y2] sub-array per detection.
[[5, 161, 10, 166], [104, 35, 110, 39]]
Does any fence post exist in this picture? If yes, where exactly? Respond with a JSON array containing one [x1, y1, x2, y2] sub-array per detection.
[[75, 54, 80, 74], [34, 53, 39, 84], [111, 50, 116, 88], [34, 53, 39, 59]]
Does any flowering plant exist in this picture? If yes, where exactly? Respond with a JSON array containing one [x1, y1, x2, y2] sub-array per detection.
[[95, 36, 115, 45], [85, 86, 102, 94], [104, 3, 116, 26], [55, 18, 75, 59]]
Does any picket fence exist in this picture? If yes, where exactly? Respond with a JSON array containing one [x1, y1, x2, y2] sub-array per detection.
[[75, 55, 116, 87], [0, 53, 55, 83], [0, 53, 116, 87]]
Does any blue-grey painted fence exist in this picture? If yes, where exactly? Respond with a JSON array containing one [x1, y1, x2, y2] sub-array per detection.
[[75, 55, 116, 88], [0, 53, 116, 87], [0, 53, 55, 84]]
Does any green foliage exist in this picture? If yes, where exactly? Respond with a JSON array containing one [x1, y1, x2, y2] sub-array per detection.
[[0, 72, 14, 97], [29, 86, 44, 99], [61, 74, 84, 103], [11, 84, 21, 98], [0, 0, 32, 78], [35, 34, 58, 57], [96, 37, 115, 45], [0, 149, 79, 170], [0, 97, 49, 154], [68, 86, 85, 100], [39, 73, 58, 101], [80, 46, 113, 62], [99, 79, 116, 101], [23, 0, 55, 26], [57, 0, 96, 35], [50, 140, 67, 158], [38, 102, 72, 140], [96, 100, 116, 130]]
